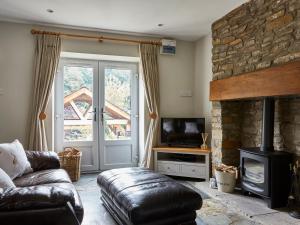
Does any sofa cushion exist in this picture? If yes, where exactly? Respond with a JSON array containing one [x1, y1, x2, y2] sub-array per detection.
[[25, 151, 60, 172], [0, 140, 32, 179], [38, 182, 84, 223], [14, 169, 71, 187], [0, 168, 16, 189], [0, 186, 75, 211]]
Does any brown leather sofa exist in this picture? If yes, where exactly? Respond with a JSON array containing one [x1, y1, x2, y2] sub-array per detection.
[[0, 151, 84, 225]]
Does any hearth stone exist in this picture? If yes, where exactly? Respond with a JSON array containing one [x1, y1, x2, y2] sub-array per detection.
[[240, 147, 292, 209]]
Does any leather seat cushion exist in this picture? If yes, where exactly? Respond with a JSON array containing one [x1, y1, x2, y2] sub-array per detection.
[[97, 167, 202, 224], [38, 182, 84, 223], [13, 169, 71, 187]]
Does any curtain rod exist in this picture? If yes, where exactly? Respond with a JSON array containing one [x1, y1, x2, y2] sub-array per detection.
[[31, 29, 162, 46]]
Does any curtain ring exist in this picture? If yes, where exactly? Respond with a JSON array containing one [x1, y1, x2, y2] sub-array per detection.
[[39, 112, 47, 120], [149, 112, 157, 120]]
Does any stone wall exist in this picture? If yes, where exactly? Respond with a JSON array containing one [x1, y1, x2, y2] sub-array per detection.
[[211, 0, 300, 166], [279, 98, 300, 154]]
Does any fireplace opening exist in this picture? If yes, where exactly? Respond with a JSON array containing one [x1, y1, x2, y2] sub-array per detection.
[[239, 97, 292, 209]]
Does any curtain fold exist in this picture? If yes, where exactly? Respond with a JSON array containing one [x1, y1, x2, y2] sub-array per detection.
[[27, 34, 61, 151], [139, 44, 160, 168]]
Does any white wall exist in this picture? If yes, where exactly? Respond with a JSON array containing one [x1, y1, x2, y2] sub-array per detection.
[[0, 22, 35, 146], [159, 42, 195, 117], [193, 35, 213, 144], [0, 21, 196, 150]]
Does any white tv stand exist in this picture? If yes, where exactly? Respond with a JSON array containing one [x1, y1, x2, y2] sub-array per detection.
[[153, 146, 211, 181]]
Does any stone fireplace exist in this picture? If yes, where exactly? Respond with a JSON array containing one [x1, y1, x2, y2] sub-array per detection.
[[210, 0, 300, 168]]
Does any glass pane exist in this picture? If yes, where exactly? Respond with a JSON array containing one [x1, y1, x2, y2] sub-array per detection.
[[104, 68, 131, 140], [244, 158, 264, 184], [63, 66, 93, 141]]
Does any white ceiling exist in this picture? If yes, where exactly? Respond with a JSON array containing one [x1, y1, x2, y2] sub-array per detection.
[[0, 0, 247, 41]]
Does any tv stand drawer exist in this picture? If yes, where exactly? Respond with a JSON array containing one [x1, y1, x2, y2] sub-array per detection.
[[157, 162, 180, 175], [181, 164, 205, 178]]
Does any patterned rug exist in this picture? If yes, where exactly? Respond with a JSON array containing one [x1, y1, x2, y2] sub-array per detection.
[[197, 198, 261, 225], [177, 178, 260, 224]]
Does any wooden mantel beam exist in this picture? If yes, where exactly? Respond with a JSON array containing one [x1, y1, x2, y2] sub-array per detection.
[[210, 61, 300, 101]]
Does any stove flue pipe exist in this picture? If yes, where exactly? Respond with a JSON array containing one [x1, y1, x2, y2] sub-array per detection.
[[260, 97, 275, 152]]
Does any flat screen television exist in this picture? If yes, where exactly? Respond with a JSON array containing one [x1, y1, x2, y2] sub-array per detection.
[[161, 118, 205, 147]]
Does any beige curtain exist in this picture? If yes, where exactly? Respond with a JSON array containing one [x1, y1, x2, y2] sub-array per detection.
[[139, 44, 160, 168], [27, 34, 61, 151]]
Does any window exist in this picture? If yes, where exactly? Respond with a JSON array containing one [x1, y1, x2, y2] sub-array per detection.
[[63, 65, 94, 141]]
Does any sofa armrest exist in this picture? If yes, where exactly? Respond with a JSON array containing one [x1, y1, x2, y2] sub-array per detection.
[[0, 186, 75, 211], [26, 151, 60, 171]]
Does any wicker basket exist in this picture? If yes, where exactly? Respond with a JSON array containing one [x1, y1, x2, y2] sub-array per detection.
[[58, 148, 82, 182]]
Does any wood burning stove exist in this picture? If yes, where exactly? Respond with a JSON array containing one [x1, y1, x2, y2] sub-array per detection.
[[240, 148, 292, 208], [240, 97, 292, 209]]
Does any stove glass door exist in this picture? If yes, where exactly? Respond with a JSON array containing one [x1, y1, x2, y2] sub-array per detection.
[[244, 158, 265, 184]]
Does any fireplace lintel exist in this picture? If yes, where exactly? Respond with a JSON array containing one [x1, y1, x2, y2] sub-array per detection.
[[210, 61, 300, 101]]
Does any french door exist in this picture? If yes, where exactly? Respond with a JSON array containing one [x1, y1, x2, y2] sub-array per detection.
[[55, 58, 139, 172], [99, 62, 139, 170]]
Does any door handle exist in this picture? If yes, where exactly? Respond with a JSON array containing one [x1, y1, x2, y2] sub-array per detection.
[[101, 108, 105, 124], [88, 108, 97, 122], [94, 108, 97, 122]]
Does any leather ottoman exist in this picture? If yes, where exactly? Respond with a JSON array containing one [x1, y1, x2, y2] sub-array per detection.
[[97, 167, 202, 225]]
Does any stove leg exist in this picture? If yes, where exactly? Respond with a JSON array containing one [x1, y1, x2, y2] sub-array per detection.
[[267, 198, 286, 209], [267, 199, 274, 209], [242, 190, 248, 196]]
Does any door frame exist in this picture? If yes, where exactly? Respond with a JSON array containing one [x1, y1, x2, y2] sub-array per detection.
[[55, 57, 140, 172], [54, 58, 99, 172], [99, 61, 139, 170]]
